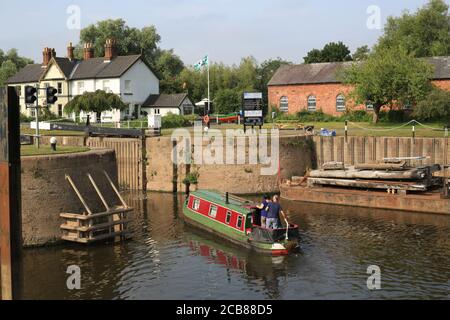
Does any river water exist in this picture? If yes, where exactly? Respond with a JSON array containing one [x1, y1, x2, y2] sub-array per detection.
[[20, 192, 449, 300]]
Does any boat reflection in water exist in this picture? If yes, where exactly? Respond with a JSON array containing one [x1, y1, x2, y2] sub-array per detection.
[[183, 225, 290, 298]]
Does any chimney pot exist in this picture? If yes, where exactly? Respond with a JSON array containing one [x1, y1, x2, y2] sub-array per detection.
[[83, 42, 94, 60], [67, 42, 74, 61], [104, 38, 117, 62], [42, 47, 53, 67]]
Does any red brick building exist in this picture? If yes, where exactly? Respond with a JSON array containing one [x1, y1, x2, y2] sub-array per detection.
[[268, 57, 450, 116]]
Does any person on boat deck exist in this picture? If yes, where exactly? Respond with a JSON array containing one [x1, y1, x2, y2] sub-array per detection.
[[256, 195, 271, 227], [266, 195, 287, 229]]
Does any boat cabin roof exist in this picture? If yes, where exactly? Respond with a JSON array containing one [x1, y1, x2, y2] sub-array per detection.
[[189, 190, 255, 215]]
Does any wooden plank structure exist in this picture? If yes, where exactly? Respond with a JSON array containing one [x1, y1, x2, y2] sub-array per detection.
[[60, 171, 133, 244]]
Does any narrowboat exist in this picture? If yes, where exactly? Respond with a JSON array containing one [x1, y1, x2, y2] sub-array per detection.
[[183, 190, 300, 256]]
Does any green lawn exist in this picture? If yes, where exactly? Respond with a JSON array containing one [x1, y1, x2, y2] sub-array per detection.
[[21, 145, 90, 156]]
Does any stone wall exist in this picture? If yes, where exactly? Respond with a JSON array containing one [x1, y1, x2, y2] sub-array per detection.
[[21, 149, 120, 247], [146, 135, 315, 194]]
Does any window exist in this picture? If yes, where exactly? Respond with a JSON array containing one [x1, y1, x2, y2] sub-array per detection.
[[193, 198, 201, 211], [77, 82, 85, 95], [58, 104, 63, 117], [103, 80, 111, 93], [307, 95, 317, 112], [236, 215, 243, 229], [30, 108, 36, 117], [336, 94, 346, 112], [57, 82, 63, 94], [280, 96, 289, 113], [226, 211, 232, 225], [154, 109, 160, 115], [209, 205, 218, 219], [124, 80, 132, 94]]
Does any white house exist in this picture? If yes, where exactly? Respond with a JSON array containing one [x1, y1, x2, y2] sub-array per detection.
[[7, 40, 160, 123], [142, 93, 194, 116]]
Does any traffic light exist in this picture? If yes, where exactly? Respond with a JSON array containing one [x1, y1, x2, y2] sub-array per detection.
[[46, 86, 58, 105], [25, 85, 37, 104]]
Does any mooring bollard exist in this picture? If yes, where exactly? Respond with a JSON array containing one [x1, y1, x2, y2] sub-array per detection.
[[50, 136, 57, 151]]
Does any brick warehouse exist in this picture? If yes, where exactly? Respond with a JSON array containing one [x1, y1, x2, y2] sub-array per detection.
[[268, 56, 450, 117]]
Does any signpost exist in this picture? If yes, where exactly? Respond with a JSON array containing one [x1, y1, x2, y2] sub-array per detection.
[[0, 86, 22, 300], [242, 92, 263, 132]]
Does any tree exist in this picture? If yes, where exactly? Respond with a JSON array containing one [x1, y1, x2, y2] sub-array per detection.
[[303, 42, 352, 63], [377, 0, 450, 57], [0, 48, 34, 86], [341, 47, 434, 123], [353, 46, 371, 61], [414, 87, 450, 125], [64, 90, 127, 117], [256, 58, 292, 114], [0, 60, 17, 86], [76, 19, 184, 93], [214, 88, 241, 114]]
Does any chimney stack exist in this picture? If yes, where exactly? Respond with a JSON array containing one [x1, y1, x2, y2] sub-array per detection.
[[42, 47, 53, 67], [104, 39, 117, 62], [67, 42, 74, 61], [83, 43, 94, 60]]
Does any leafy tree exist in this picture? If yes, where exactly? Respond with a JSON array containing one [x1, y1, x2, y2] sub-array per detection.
[[341, 47, 434, 123], [64, 90, 127, 116], [76, 19, 184, 93], [304, 42, 352, 63], [214, 88, 241, 114], [0, 48, 34, 85], [0, 60, 17, 86], [353, 45, 371, 61], [256, 58, 292, 114], [414, 87, 450, 125], [377, 0, 450, 57]]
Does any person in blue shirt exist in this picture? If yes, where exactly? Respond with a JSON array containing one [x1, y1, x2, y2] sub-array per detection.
[[266, 195, 287, 229], [256, 195, 271, 228]]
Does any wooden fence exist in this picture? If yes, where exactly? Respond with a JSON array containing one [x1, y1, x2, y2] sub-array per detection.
[[313, 136, 450, 167]]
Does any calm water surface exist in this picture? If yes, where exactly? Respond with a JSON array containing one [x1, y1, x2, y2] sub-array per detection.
[[21, 193, 450, 300]]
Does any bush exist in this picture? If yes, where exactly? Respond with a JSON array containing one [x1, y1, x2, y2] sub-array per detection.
[[161, 113, 192, 129], [20, 113, 33, 123], [413, 88, 450, 126], [379, 110, 410, 123]]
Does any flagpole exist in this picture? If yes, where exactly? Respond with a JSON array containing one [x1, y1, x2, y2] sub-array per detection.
[[207, 55, 210, 115]]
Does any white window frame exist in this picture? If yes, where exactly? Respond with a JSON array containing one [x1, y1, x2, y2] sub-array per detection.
[[225, 211, 232, 225], [307, 95, 317, 112], [236, 215, 243, 229], [336, 94, 346, 112], [77, 81, 85, 95], [209, 205, 218, 219], [193, 198, 200, 211], [103, 80, 111, 93], [280, 96, 289, 113], [124, 80, 132, 94]]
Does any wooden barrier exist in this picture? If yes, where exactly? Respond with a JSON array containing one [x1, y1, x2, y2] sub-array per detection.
[[87, 137, 146, 191], [313, 136, 450, 168]]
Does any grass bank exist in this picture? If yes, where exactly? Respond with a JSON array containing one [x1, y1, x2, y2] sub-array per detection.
[[21, 145, 90, 157]]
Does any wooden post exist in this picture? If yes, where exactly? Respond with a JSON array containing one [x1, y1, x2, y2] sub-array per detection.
[[0, 87, 22, 300]]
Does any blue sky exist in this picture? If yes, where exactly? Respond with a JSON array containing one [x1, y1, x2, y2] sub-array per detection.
[[0, 0, 431, 65]]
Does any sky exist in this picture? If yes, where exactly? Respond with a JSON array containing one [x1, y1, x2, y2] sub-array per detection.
[[0, 0, 432, 66]]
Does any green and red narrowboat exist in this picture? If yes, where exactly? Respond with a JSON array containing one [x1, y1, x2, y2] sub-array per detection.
[[183, 190, 300, 256]]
